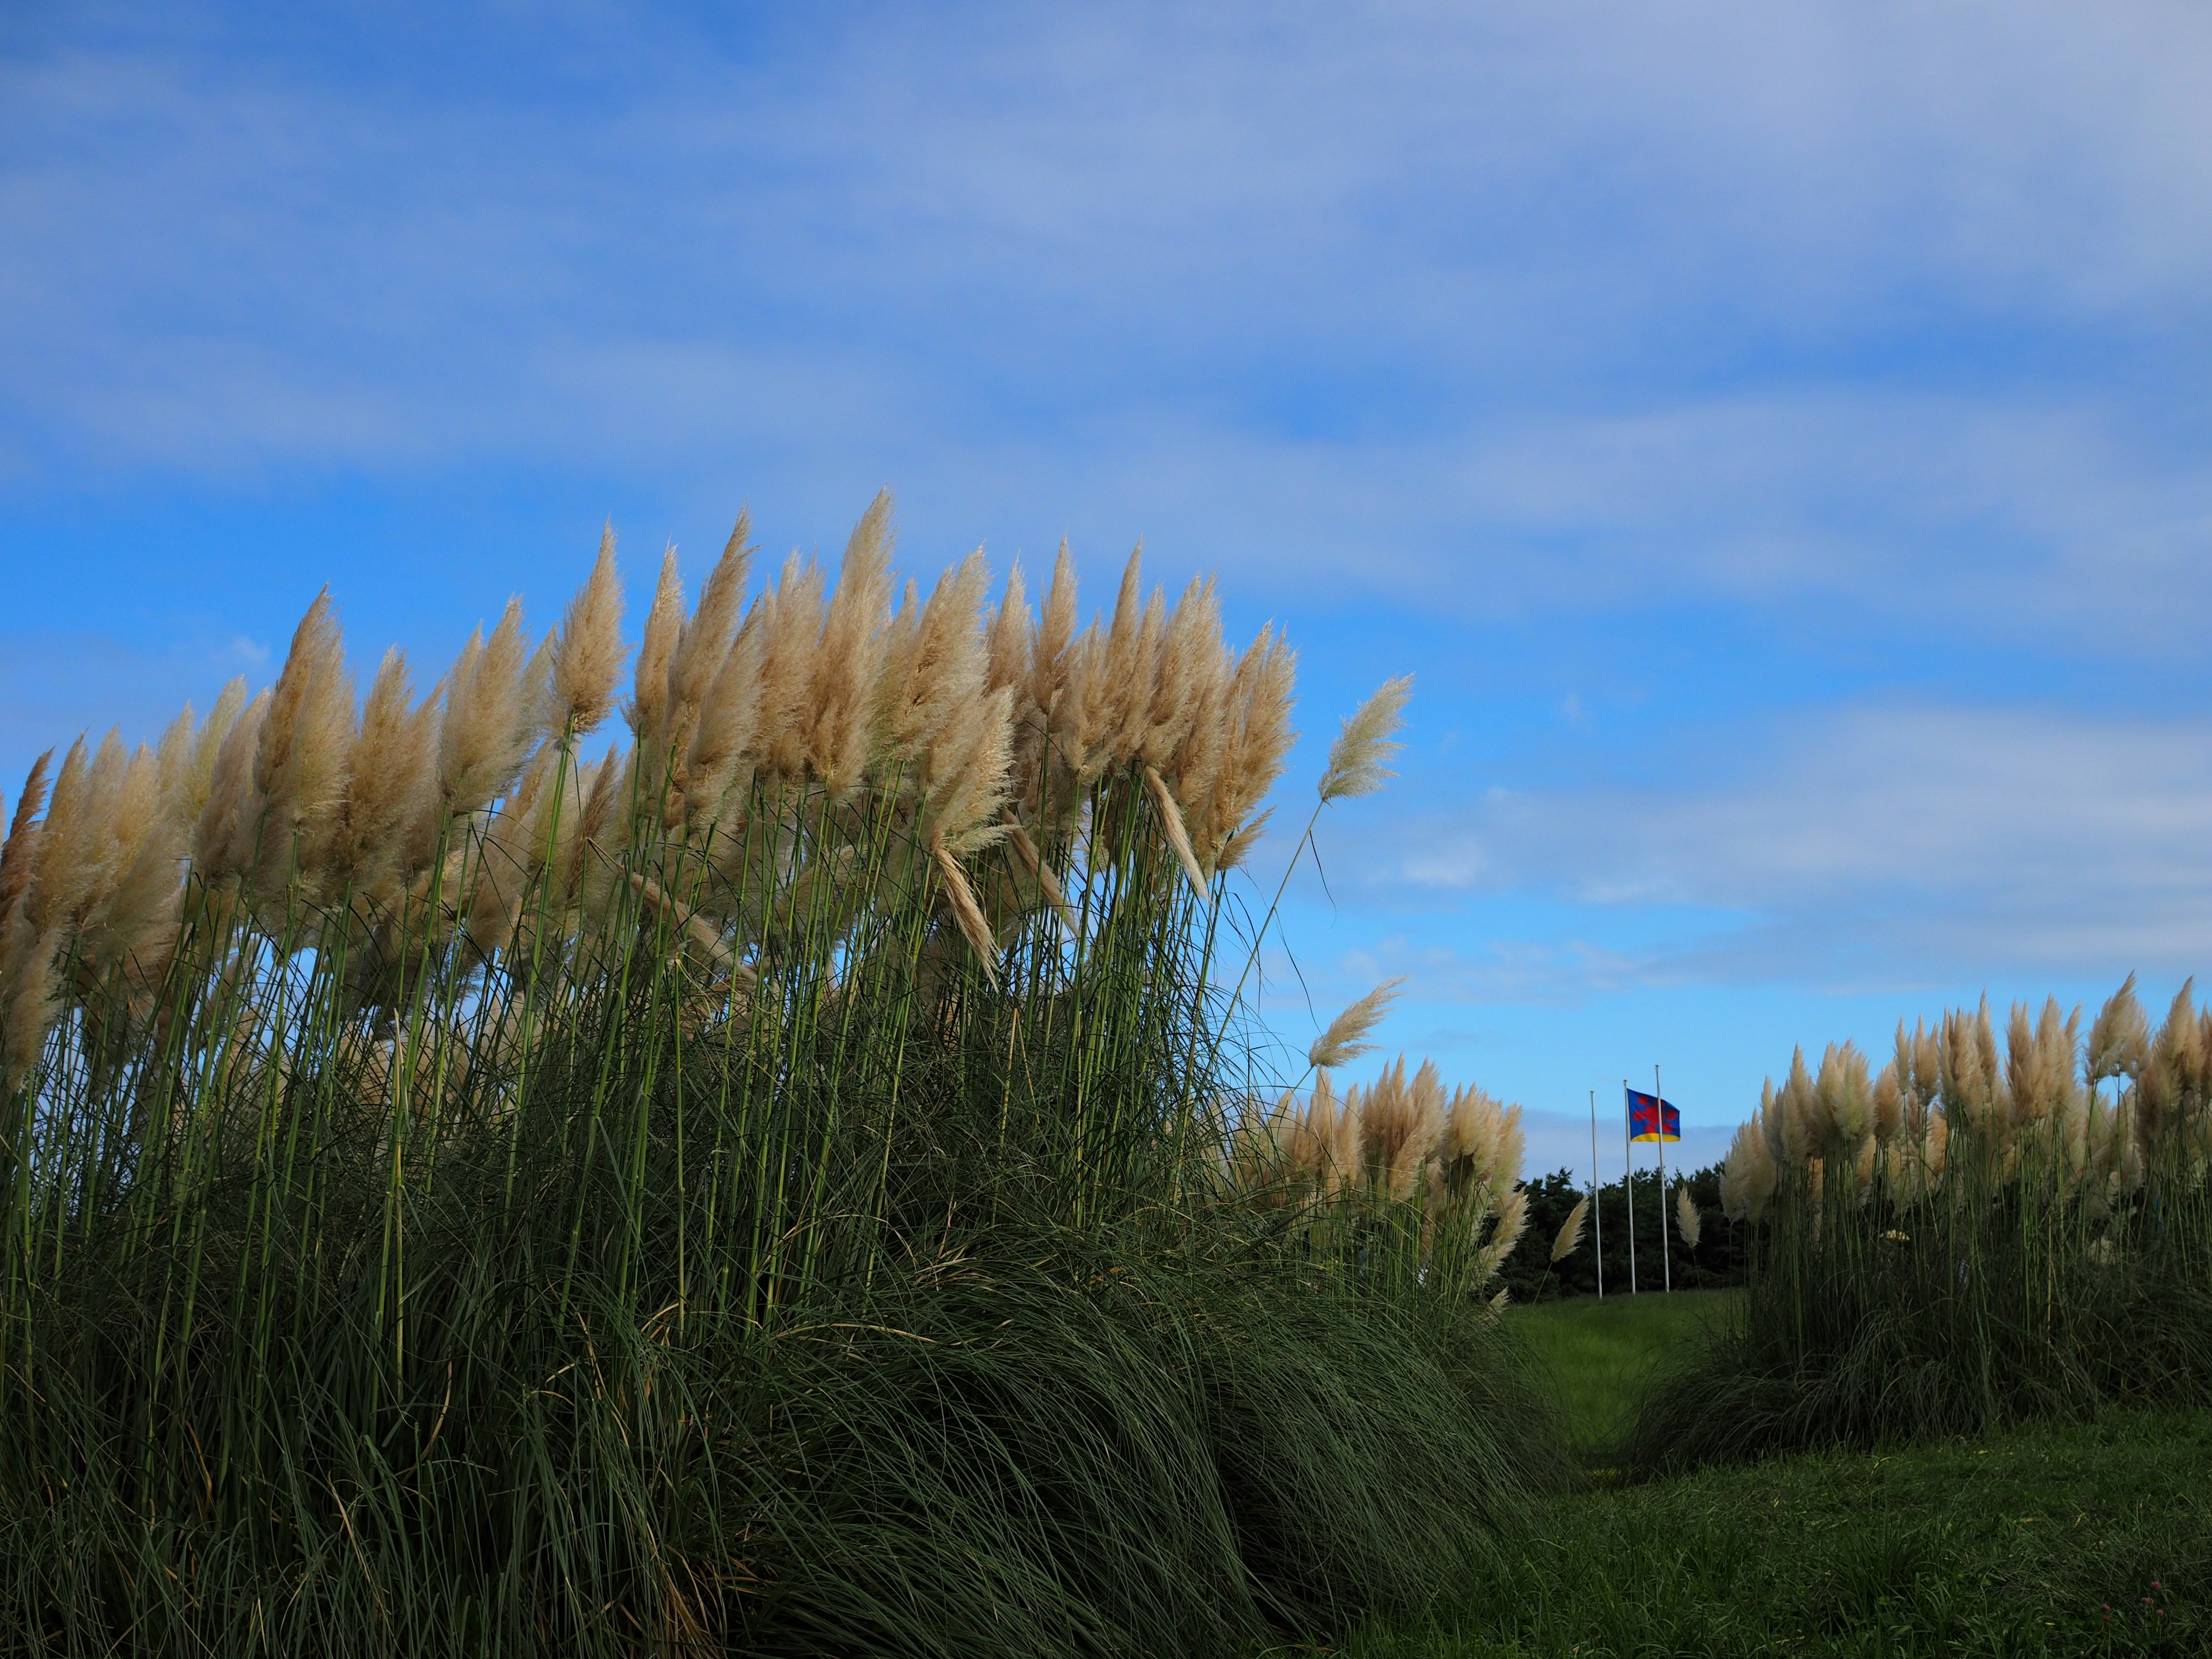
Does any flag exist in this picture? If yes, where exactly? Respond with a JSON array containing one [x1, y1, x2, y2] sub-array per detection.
[[1626, 1086, 1679, 1142]]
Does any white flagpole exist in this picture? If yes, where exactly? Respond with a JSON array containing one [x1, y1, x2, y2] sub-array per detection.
[[1589, 1088, 1603, 1300], [1657, 1063, 1672, 1294], [1622, 1080, 1637, 1294]]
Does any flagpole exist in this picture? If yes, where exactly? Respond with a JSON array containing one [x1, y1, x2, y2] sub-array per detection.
[[1622, 1080, 1637, 1294], [1657, 1063, 1672, 1294], [1589, 1088, 1603, 1300]]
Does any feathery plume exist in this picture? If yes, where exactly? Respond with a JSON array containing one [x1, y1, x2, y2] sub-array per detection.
[[806, 494, 896, 800], [1002, 813, 1077, 935], [1093, 549, 1158, 767], [1778, 1047, 1817, 1166], [1813, 1040, 1872, 1152], [314, 648, 433, 895], [254, 592, 354, 863], [163, 679, 247, 827], [1318, 674, 1411, 802], [552, 525, 626, 735], [193, 691, 272, 882], [1357, 1056, 1444, 1199], [754, 552, 828, 783], [984, 557, 1028, 698], [1200, 627, 1296, 863], [681, 613, 766, 836], [1138, 574, 1218, 771], [1721, 1115, 1777, 1223], [933, 844, 999, 988], [438, 598, 536, 816], [1031, 541, 1078, 729], [1143, 764, 1209, 902], [1476, 1187, 1530, 1280], [624, 548, 684, 743], [78, 742, 184, 988], [2087, 972, 2150, 1085], [1872, 1061, 1903, 1146], [1675, 1183, 1702, 1249], [1214, 805, 1272, 873], [887, 551, 992, 762], [664, 514, 754, 756], [0, 753, 50, 926], [923, 686, 1016, 858], [1551, 1196, 1590, 1263], [1308, 977, 1406, 1071]]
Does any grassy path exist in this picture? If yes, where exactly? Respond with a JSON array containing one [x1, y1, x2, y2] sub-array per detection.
[[1505, 1288, 1739, 1459], [1316, 1293, 2212, 1657]]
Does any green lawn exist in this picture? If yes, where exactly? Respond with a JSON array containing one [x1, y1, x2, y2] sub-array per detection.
[[1333, 1406, 2211, 1657], [1506, 1287, 1740, 1457], [1320, 1288, 2210, 1656]]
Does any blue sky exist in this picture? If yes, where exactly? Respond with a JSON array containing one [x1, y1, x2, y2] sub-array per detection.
[[7, 1, 2212, 1179]]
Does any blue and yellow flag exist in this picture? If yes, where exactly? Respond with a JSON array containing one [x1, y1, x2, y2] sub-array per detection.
[[1626, 1086, 1679, 1143]]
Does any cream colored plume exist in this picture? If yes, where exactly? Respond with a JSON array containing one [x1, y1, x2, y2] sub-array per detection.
[[312, 648, 434, 896], [1318, 674, 1411, 803], [1195, 625, 1296, 869], [1308, 976, 1406, 1071], [1357, 1056, 1445, 1199], [1475, 1187, 1529, 1281], [805, 494, 897, 800], [1675, 1183, 1702, 1250], [1551, 1196, 1590, 1263], [1143, 764, 1210, 902], [1720, 1116, 1777, 1223], [753, 552, 828, 783], [1291, 1071, 1359, 1193], [552, 526, 626, 736], [680, 612, 765, 836], [2086, 972, 2150, 1085], [437, 598, 538, 817], [1813, 1040, 1872, 1152], [1871, 1062, 1903, 1147], [624, 549, 684, 743]]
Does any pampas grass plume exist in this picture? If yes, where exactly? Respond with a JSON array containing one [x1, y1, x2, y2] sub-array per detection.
[[1318, 674, 1411, 803], [553, 526, 626, 736], [1308, 976, 1406, 1071], [1551, 1196, 1590, 1263], [1675, 1183, 1702, 1250], [2088, 972, 2150, 1084], [624, 549, 684, 743]]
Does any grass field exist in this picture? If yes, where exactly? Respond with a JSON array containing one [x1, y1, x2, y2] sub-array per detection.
[[1317, 1291, 2212, 1657], [1506, 1289, 1740, 1458]]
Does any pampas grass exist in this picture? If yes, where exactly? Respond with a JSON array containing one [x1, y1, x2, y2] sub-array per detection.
[[1637, 975, 2212, 1471], [0, 495, 1560, 1657]]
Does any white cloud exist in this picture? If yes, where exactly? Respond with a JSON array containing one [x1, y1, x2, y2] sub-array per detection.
[[7, 5, 2207, 653], [1388, 702, 2212, 979]]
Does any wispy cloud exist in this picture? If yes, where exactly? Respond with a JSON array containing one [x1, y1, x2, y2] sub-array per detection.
[[1385, 703, 2212, 980], [7, 5, 2210, 635]]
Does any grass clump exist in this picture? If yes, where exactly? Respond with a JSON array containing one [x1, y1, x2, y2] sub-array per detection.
[[0, 496, 1562, 1656], [1629, 982, 2212, 1470]]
